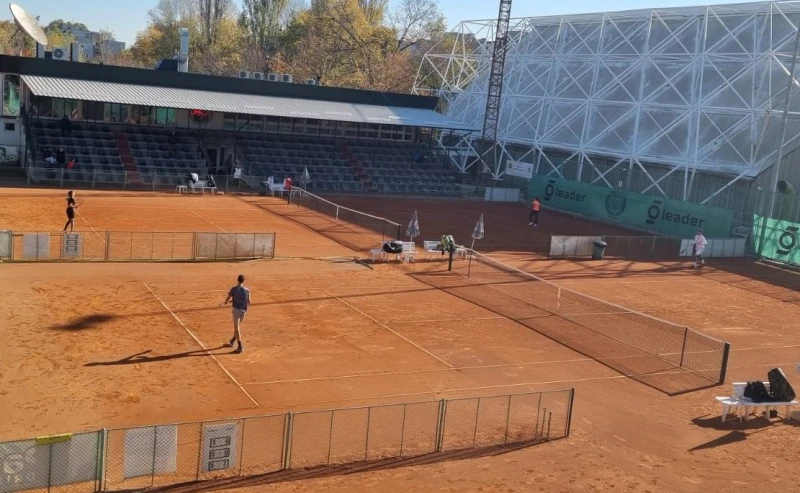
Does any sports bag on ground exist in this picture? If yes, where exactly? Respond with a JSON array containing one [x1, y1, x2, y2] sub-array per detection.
[[767, 367, 796, 402], [743, 380, 773, 402], [382, 241, 403, 254]]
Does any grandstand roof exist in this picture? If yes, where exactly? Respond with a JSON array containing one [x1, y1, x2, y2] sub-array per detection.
[[22, 75, 473, 130]]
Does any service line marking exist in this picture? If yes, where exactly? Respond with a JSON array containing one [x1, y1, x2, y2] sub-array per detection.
[[323, 288, 453, 369], [143, 281, 260, 407]]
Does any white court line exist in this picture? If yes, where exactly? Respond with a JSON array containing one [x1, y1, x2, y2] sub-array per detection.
[[76, 206, 107, 245], [142, 281, 260, 407], [244, 349, 704, 387], [186, 208, 227, 232], [322, 288, 453, 369], [261, 369, 705, 410]]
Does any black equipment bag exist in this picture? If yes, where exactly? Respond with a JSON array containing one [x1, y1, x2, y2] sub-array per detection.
[[767, 367, 796, 402], [743, 380, 773, 403], [382, 241, 403, 254]]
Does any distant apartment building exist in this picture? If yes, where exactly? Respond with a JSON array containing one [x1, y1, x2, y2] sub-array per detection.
[[66, 29, 126, 59]]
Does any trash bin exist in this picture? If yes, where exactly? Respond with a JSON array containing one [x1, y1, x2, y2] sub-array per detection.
[[592, 240, 607, 260], [259, 181, 269, 196]]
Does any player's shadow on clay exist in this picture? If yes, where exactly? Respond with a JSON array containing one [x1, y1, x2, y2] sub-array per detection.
[[84, 348, 228, 367], [51, 314, 116, 331]]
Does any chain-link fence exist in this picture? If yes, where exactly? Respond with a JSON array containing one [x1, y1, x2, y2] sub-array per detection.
[[0, 231, 275, 262], [0, 431, 103, 493], [0, 390, 574, 493]]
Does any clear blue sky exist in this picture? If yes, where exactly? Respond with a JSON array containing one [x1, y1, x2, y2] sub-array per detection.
[[8, 0, 746, 47]]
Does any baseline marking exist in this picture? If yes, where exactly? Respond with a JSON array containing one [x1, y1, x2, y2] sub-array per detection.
[[323, 288, 453, 368], [142, 281, 260, 407]]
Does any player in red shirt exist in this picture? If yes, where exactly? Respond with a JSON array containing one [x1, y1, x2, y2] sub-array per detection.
[[529, 197, 541, 227]]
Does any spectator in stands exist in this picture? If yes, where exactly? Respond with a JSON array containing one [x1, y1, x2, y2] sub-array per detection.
[[233, 164, 242, 188], [56, 148, 66, 166], [44, 148, 56, 165], [283, 176, 293, 204], [59, 115, 72, 136], [66, 158, 76, 170]]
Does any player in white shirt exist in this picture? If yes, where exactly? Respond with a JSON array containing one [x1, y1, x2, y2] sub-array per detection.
[[693, 229, 707, 269]]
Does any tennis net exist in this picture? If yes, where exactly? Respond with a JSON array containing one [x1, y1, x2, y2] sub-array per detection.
[[418, 249, 731, 396], [289, 187, 402, 246]]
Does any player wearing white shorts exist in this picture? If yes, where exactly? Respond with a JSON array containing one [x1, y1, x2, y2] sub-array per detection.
[[693, 229, 707, 269], [223, 274, 250, 353]]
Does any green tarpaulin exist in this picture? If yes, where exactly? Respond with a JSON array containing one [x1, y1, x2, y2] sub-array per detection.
[[528, 176, 735, 238], [752, 214, 800, 265]]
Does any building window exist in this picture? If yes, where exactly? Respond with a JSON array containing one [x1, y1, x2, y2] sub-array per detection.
[[104, 102, 128, 123], [3, 74, 20, 117], [4, 123, 15, 131], [235, 114, 250, 131], [153, 107, 175, 126], [53, 98, 79, 119], [223, 113, 236, 131], [249, 115, 264, 132]]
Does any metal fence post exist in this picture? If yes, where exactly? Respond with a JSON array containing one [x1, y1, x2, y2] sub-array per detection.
[[399, 404, 407, 457], [472, 398, 481, 448], [44, 442, 53, 493], [364, 407, 372, 461], [129, 232, 133, 260], [435, 399, 447, 452], [97, 428, 108, 492], [281, 412, 293, 470], [719, 343, 732, 384], [105, 231, 111, 260], [679, 327, 689, 368], [533, 393, 542, 441], [150, 426, 159, 487], [565, 389, 575, 437], [238, 418, 246, 476], [326, 410, 335, 465], [192, 232, 198, 260], [503, 394, 513, 443]]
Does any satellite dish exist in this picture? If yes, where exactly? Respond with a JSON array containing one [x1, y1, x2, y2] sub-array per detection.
[[9, 3, 48, 46]]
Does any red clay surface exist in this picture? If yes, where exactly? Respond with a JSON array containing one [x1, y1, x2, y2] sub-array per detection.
[[1, 188, 800, 493]]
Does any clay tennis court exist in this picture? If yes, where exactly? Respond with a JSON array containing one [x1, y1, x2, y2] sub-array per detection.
[[1, 188, 800, 492]]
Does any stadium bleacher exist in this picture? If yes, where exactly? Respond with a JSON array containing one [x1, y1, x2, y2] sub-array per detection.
[[237, 133, 460, 195], [29, 119, 461, 196]]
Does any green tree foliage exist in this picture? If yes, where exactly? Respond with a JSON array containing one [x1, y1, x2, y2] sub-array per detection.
[[46, 20, 89, 32], [24, 0, 449, 94]]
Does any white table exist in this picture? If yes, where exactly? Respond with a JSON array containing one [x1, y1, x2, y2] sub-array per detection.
[[176, 185, 187, 194]]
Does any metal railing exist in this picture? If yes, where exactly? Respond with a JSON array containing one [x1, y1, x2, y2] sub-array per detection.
[[0, 231, 276, 262], [0, 390, 574, 493]]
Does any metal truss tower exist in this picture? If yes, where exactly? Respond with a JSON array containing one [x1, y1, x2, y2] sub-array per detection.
[[478, 0, 513, 180], [414, 1, 800, 207]]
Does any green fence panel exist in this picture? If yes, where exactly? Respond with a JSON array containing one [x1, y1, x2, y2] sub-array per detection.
[[752, 214, 800, 265], [528, 176, 736, 238]]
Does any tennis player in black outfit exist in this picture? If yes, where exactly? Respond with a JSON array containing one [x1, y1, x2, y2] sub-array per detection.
[[63, 191, 78, 233]]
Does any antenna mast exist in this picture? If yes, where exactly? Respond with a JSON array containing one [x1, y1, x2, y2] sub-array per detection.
[[477, 0, 513, 183]]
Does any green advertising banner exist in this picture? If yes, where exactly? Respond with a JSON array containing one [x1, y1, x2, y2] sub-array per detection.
[[528, 176, 735, 238], [752, 214, 800, 266]]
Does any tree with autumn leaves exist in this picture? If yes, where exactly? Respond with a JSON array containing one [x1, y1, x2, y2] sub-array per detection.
[[128, 0, 446, 93]]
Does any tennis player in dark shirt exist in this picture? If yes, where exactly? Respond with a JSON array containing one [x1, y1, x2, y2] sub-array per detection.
[[63, 191, 78, 233]]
